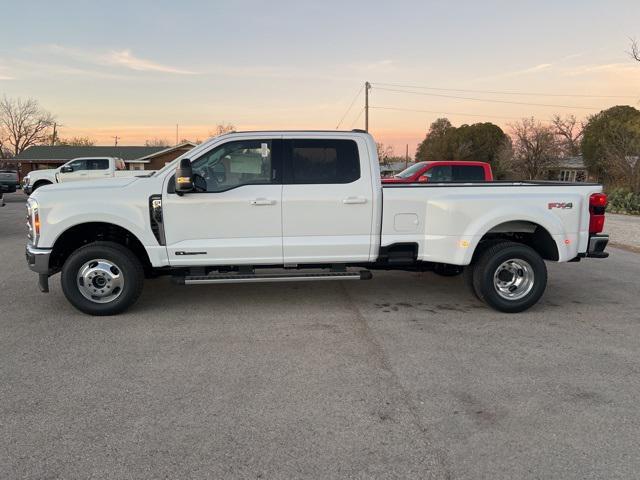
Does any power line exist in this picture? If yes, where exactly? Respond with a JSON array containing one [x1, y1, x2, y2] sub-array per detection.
[[370, 106, 524, 121], [336, 85, 364, 129], [349, 108, 365, 129], [371, 82, 638, 100], [373, 86, 600, 110]]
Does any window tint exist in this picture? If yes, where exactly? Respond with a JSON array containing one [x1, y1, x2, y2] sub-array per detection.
[[427, 165, 452, 182], [452, 165, 485, 182], [192, 140, 274, 192], [86, 159, 110, 170], [287, 139, 360, 184]]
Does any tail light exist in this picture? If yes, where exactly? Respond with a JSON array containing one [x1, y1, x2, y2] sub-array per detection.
[[589, 193, 607, 234]]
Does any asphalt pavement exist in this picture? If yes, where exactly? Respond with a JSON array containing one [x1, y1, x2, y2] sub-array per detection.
[[1, 192, 639, 479]]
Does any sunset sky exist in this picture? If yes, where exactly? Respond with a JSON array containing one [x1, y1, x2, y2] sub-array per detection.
[[2, 0, 639, 155]]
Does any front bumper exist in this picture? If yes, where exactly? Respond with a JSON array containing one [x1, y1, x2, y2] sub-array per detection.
[[23, 185, 33, 195], [586, 234, 609, 258], [26, 243, 52, 292]]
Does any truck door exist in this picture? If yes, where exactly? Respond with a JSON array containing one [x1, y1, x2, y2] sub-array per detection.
[[162, 138, 283, 266], [281, 137, 374, 263]]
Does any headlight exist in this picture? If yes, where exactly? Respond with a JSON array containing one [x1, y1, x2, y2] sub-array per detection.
[[26, 198, 40, 245]]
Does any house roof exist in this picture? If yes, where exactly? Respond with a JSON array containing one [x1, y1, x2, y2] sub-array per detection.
[[13, 144, 194, 162], [551, 156, 586, 169]]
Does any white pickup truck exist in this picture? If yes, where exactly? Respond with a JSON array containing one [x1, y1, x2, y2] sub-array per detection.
[[22, 157, 144, 194], [25, 131, 609, 316]]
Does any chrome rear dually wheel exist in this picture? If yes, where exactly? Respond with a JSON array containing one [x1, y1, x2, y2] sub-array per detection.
[[471, 241, 547, 313]]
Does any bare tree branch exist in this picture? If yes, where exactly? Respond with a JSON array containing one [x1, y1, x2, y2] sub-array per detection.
[[551, 114, 584, 156], [631, 38, 640, 62], [508, 117, 560, 180], [0, 96, 55, 157]]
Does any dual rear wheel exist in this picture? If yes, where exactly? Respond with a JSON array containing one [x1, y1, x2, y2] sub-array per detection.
[[464, 241, 547, 313]]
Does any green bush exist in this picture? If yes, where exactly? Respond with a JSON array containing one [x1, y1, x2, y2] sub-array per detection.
[[606, 188, 640, 215]]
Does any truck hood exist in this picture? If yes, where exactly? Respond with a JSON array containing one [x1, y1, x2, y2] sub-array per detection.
[[35, 176, 139, 195]]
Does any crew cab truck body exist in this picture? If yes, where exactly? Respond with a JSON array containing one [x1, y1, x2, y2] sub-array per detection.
[[22, 157, 140, 194], [382, 160, 493, 183], [25, 131, 609, 316]]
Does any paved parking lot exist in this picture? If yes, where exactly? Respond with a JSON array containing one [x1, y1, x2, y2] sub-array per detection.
[[2, 191, 640, 479]]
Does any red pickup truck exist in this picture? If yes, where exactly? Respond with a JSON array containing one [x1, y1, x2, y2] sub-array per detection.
[[382, 161, 493, 183]]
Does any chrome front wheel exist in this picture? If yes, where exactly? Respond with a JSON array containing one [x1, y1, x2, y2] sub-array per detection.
[[77, 259, 125, 303]]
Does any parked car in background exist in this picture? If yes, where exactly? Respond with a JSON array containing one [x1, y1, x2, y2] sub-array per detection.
[[22, 157, 151, 194], [382, 161, 493, 183], [0, 169, 20, 193], [25, 130, 609, 316]]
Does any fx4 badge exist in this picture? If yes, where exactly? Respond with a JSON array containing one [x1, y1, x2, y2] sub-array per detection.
[[548, 202, 573, 210]]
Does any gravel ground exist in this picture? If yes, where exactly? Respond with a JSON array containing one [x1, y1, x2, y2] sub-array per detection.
[[606, 213, 640, 251], [2, 192, 640, 479]]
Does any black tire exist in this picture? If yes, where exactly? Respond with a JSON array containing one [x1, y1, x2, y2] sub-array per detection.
[[32, 181, 52, 192], [463, 264, 482, 301], [61, 241, 144, 316], [432, 263, 463, 277], [472, 241, 547, 313]]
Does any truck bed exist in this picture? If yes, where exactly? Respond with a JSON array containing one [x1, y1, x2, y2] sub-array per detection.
[[380, 181, 604, 265]]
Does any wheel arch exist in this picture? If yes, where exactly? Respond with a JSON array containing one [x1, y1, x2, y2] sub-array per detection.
[[468, 219, 560, 264], [49, 221, 152, 274]]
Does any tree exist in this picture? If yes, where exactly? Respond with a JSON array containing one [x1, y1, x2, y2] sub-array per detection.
[[582, 105, 640, 192], [631, 38, 640, 62], [551, 114, 583, 157], [508, 117, 559, 180], [415, 118, 510, 175], [57, 136, 96, 146], [376, 142, 394, 164], [210, 123, 235, 137], [415, 118, 453, 161], [0, 96, 55, 157], [144, 138, 171, 147]]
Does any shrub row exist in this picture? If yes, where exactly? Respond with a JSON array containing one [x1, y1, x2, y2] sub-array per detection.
[[606, 188, 640, 215]]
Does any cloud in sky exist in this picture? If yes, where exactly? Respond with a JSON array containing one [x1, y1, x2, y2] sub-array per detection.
[[27, 44, 196, 75], [106, 49, 196, 74], [473, 63, 553, 82]]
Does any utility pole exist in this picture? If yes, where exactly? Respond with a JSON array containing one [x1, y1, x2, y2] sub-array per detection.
[[364, 81, 371, 132], [405, 144, 409, 169], [51, 123, 57, 146], [112, 135, 120, 147], [176, 124, 179, 145]]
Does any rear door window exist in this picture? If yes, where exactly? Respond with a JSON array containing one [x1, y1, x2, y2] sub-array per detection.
[[285, 139, 360, 184], [452, 165, 485, 182], [86, 159, 110, 170]]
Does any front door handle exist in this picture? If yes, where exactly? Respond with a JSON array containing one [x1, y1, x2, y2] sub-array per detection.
[[343, 196, 367, 204], [250, 198, 275, 206]]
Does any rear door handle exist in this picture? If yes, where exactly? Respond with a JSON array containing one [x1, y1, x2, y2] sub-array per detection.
[[343, 196, 367, 204], [250, 198, 275, 206]]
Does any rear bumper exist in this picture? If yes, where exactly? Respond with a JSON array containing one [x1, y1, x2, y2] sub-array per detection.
[[586, 234, 609, 258]]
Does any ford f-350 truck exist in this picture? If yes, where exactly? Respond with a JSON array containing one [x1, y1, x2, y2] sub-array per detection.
[[22, 157, 145, 194], [25, 131, 609, 316]]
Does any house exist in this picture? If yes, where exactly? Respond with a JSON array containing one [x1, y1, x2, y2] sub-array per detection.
[[547, 156, 595, 182], [9, 142, 196, 179]]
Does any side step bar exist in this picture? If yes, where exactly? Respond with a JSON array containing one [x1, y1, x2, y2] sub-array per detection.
[[174, 270, 373, 285]]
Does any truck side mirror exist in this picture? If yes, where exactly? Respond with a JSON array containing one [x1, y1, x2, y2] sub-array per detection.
[[175, 158, 194, 194], [61, 166, 74, 173]]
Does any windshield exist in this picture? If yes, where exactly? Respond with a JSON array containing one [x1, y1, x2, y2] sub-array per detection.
[[394, 162, 427, 178]]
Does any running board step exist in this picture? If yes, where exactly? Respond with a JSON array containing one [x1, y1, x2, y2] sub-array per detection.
[[174, 270, 373, 285]]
